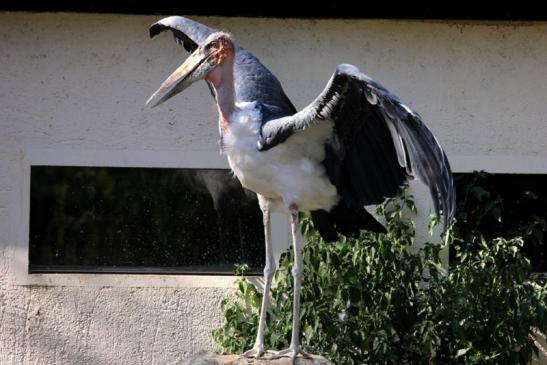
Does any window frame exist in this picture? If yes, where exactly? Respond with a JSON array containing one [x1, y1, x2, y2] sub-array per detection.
[[14, 152, 547, 287], [13, 148, 289, 287]]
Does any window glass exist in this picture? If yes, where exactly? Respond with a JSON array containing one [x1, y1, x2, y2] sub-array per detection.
[[453, 172, 546, 272], [29, 166, 264, 274]]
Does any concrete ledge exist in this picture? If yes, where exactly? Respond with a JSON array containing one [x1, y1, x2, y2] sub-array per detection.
[[180, 354, 334, 365]]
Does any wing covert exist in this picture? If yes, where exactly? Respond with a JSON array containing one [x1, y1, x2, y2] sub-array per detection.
[[259, 64, 455, 228]]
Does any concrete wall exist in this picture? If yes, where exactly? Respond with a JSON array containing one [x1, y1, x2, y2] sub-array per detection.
[[1, 12, 546, 364]]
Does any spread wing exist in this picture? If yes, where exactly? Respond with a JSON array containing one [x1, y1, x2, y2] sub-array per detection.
[[259, 64, 455, 228]]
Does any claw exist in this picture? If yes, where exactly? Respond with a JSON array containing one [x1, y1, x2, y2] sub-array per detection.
[[242, 344, 265, 358], [270, 347, 311, 361]]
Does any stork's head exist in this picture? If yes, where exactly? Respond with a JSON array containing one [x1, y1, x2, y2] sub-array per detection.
[[146, 32, 235, 107]]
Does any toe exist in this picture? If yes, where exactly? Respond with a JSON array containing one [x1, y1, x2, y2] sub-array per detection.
[[270, 348, 297, 360], [270, 347, 312, 360], [242, 345, 265, 358]]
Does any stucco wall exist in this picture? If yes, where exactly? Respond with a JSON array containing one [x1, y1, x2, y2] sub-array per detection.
[[1, 12, 546, 364]]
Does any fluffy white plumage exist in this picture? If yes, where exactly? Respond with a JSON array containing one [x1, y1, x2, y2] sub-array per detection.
[[222, 102, 338, 212]]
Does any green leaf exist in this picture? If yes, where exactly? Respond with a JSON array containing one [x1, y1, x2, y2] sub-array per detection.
[[470, 186, 490, 201], [456, 347, 471, 358]]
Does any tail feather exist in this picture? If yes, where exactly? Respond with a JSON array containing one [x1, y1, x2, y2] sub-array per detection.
[[311, 201, 386, 243]]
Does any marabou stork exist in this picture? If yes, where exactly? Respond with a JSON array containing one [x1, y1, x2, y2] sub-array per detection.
[[146, 16, 455, 360]]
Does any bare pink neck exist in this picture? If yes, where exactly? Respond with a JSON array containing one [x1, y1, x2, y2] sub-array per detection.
[[209, 58, 236, 134]]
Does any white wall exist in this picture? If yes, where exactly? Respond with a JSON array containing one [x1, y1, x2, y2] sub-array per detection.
[[1, 12, 546, 364]]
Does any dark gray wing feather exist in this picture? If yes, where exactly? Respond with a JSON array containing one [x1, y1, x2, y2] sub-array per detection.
[[149, 16, 296, 118], [259, 64, 455, 228]]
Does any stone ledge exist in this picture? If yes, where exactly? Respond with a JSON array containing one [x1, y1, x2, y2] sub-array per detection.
[[179, 353, 334, 365]]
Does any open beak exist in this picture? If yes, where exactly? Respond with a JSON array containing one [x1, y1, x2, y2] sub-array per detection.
[[146, 45, 216, 108]]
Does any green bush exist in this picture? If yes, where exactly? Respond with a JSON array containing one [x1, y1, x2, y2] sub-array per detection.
[[430, 236, 546, 364], [213, 188, 547, 364]]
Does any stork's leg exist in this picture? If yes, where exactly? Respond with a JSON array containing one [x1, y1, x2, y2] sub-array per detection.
[[243, 195, 275, 358], [271, 204, 310, 361]]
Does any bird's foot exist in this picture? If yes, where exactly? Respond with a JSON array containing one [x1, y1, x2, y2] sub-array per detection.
[[242, 343, 265, 358], [270, 346, 311, 360]]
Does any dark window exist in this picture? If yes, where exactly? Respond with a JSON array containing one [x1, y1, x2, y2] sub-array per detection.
[[29, 166, 264, 275], [453, 172, 547, 272]]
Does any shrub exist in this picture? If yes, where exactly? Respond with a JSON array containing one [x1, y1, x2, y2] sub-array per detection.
[[213, 187, 547, 364]]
